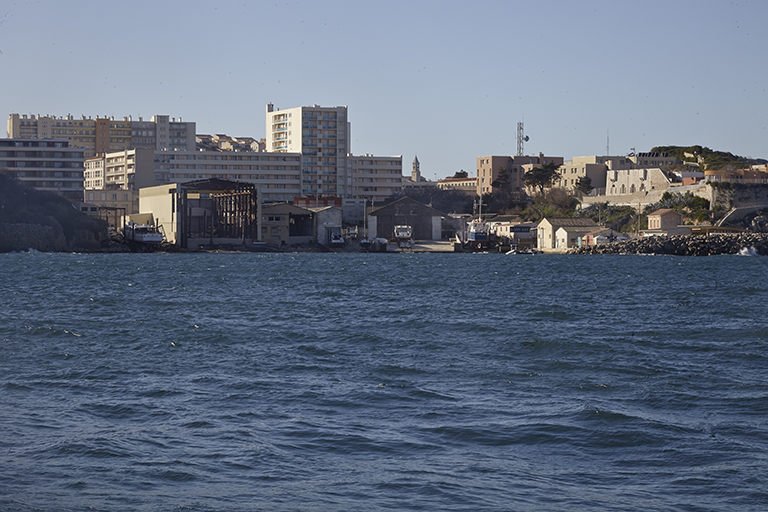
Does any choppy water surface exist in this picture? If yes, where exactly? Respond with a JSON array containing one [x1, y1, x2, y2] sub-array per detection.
[[1, 252, 767, 511]]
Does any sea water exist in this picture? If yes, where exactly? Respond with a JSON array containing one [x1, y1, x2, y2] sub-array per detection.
[[1, 252, 767, 511]]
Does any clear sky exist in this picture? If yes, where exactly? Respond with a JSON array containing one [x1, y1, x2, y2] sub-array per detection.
[[1, 0, 766, 179]]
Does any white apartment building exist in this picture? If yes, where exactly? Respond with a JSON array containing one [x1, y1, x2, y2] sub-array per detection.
[[0, 138, 84, 199], [8, 113, 196, 158], [265, 103, 405, 223], [84, 148, 156, 191], [266, 104, 350, 197], [84, 148, 303, 211]]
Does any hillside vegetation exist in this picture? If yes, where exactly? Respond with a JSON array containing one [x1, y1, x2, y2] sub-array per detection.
[[651, 145, 766, 170]]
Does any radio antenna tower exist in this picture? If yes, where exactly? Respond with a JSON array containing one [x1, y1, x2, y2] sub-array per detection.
[[516, 121, 529, 157]]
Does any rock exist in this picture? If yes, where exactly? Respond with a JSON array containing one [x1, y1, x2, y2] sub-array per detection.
[[750, 215, 768, 233], [568, 232, 768, 256]]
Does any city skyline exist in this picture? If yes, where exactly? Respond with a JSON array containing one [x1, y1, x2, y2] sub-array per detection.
[[1, 0, 766, 180]]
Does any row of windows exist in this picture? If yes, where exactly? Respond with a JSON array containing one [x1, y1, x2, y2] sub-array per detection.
[[7, 161, 81, 168], [162, 164, 300, 171], [168, 154, 299, 162], [1, 141, 68, 148]]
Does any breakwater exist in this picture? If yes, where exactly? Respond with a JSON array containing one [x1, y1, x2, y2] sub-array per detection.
[[569, 232, 768, 256]]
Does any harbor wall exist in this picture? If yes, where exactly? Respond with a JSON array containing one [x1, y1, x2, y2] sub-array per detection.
[[0, 223, 68, 252]]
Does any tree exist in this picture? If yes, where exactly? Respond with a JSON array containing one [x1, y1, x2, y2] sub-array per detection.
[[575, 176, 593, 195], [523, 162, 560, 195], [452, 170, 468, 179], [491, 166, 511, 190]]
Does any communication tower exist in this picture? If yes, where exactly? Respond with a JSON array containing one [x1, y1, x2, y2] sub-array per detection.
[[516, 121, 529, 157]]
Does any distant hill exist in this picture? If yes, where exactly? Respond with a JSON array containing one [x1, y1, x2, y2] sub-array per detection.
[[651, 145, 767, 171], [0, 173, 108, 251]]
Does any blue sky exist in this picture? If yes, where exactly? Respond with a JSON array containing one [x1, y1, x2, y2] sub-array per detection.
[[1, 0, 766, 179]]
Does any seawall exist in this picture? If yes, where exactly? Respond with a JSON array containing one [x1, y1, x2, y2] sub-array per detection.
[[0, 223, 68, 252]]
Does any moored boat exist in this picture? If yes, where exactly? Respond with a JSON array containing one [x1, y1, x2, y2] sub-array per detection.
[[123, 222, 163, 244]]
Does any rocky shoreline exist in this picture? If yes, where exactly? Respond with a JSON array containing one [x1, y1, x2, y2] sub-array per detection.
[[569, 233, 768, 256]]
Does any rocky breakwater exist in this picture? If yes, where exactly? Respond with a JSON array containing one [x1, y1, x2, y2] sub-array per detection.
[[569, 233, 768, 256]]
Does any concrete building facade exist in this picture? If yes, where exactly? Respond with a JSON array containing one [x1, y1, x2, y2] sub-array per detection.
[[556, 156, 635, 192], [437, 177, 477, 195], [477, 154, 564, 196], [85, 148, 304, 211], [8, 114, 195, 158], [605, 167, 670, 199], [0, 138, 84, 199], [266, 104, 349, 197], [628, 152, 680, 168], [346, 154, 403, 203]]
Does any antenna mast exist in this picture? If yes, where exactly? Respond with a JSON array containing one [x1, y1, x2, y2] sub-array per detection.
[[516, 121, 528, 157], [606, 130, 610, 156]]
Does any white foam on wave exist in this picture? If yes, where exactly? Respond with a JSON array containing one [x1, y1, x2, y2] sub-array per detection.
[[736, 246, 759, 256]]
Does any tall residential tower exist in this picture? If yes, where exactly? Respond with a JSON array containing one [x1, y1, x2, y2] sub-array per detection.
[[265, 104, 350, 197]]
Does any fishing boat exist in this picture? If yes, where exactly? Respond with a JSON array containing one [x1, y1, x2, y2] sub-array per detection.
[[465, 199, 492, 250], [123, 222, 163, 244], [466, 218, 490, 247]]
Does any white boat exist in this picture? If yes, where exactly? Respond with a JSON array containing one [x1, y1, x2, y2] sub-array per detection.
[[394, 225, 414, 248], [467, 218, 489, 242], [394, 225, 412, 240], [123, 222, 163, 244], [465, 199, 493, 250]]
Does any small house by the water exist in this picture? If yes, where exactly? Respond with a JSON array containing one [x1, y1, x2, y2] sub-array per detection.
[[536, 217, 598, 251]]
